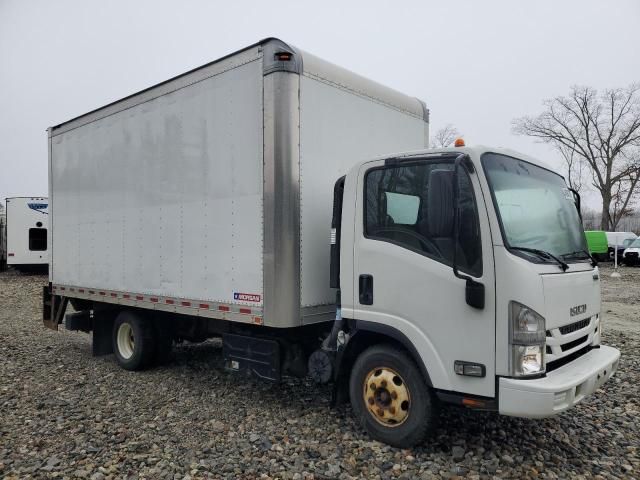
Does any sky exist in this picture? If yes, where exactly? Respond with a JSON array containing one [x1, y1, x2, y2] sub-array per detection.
[[1, 0, 639, 208]]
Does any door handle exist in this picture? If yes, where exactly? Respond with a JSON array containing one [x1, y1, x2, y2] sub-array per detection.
[[359, 274, 373, 305]]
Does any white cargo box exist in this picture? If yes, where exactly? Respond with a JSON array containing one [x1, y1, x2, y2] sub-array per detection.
[[5, 197, 49, 268], [49, 38, 429, 328]]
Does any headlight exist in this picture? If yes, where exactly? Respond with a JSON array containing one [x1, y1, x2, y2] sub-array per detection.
[[511, 345, 544, 376], [509, 302, 545, 377]]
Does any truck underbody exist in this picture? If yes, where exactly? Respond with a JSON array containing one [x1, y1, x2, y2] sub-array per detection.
[[44, 284, 331, 382]]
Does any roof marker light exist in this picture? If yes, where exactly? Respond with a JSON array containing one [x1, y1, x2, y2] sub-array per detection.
[[275, 52, 292, 61]]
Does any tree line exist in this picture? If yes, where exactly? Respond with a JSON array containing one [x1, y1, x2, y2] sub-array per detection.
[[431, 82, 640, 232]]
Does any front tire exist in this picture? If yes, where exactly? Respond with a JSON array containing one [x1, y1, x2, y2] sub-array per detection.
[[112, 311, 155, 370], [349, 344, 438, 448]]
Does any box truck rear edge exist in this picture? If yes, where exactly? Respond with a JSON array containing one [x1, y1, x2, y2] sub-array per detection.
[[44, 38, 619, 448]]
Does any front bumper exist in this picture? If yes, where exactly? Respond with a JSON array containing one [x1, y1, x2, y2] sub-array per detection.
[[499, 345, 620, 418]]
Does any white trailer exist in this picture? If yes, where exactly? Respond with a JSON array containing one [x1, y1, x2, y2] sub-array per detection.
[[45, 38, 619, 447], [5, 197, 49, 271]]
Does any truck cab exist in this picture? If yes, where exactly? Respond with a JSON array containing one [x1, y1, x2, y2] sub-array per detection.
[[329, 145, 620, 446]]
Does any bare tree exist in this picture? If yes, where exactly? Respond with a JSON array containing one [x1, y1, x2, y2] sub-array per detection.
[[430, 124, 460, 148], [557, 143, 585, 193], [513, 84, 640, 230]]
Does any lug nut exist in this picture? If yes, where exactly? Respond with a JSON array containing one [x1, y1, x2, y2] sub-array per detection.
[[391, 391, 398, 400], [380, 380, 387, 388], [368, 397, 374, 405], [389, 406, 396, 415], [370, 383, 376, 390], [377, 408, 384, 417]]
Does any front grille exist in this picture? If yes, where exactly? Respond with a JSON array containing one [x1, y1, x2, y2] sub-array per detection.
[[559, 318, 590, 335], [627, 252, 638, 259], [546, 345, 592, 372], [561, 335, 588, 352], [545, 315, 597, 368]]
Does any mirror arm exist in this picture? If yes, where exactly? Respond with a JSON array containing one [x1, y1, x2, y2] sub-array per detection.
[[452, 154, 485, 310], [452, 154, 470, 283], [569, 187, 582, 219]]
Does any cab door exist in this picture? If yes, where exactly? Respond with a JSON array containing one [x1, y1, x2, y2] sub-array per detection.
[[352, 155, 496, 397]]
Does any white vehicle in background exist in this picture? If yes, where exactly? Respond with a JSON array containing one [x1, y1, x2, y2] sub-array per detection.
[[622, 238, 640, 266], [605, 231, 637, 261], [43, 38, 620, 447], [5, 197, 49, 272]]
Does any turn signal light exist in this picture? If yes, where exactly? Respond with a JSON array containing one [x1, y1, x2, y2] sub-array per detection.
[[462, 398, 485, 408]]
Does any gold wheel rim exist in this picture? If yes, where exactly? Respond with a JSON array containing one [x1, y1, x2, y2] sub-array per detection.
[[363, 367, 410, 427]]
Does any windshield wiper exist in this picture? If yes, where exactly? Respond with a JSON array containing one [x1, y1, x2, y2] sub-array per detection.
[[510, 246, 569, 272], [561, 249, 597, 267]]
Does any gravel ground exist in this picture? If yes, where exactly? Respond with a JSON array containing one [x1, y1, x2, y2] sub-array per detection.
[[0, 266, 638, 479]]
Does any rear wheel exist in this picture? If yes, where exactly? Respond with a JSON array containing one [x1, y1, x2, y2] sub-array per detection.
[[349, 344, 438, 447], [112, 311, 155, 370]]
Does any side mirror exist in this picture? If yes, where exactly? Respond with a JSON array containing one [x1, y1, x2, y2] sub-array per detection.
[[452, 154, 485, 310], [464, 278, 485, 309]]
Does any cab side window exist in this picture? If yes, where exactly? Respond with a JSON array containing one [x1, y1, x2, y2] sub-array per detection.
[[365, 161, 482, 277]]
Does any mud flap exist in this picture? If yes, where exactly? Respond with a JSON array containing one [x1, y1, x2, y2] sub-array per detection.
[[92, 311, 115, 356], [43, 285, 68, 331]]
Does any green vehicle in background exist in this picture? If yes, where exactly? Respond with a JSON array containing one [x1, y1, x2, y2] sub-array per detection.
[[585, 231, 609, 262]]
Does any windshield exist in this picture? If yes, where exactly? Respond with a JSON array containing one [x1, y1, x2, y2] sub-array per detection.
[[628, 238, 640, 248], [482, 153, 588, 263]]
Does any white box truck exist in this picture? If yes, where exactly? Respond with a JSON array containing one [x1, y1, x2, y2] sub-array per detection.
[[5, 197, 49, 271], [44, 38, 620, 447]]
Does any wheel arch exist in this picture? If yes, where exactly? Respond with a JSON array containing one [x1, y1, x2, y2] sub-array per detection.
[[333, 319, 433, 405]]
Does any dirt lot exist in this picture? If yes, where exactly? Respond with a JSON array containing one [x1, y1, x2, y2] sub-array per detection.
[[0, 266, 638, 479]]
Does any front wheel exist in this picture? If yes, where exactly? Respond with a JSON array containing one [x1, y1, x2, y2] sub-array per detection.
[[349, 345, 438, 447]]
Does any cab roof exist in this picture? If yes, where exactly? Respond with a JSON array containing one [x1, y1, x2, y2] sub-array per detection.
[[369, 145, 556, 173]]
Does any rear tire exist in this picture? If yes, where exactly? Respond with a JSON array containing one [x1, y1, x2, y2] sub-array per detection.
[[112, 311, 155, 370], [349, 344, 438, 448]]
